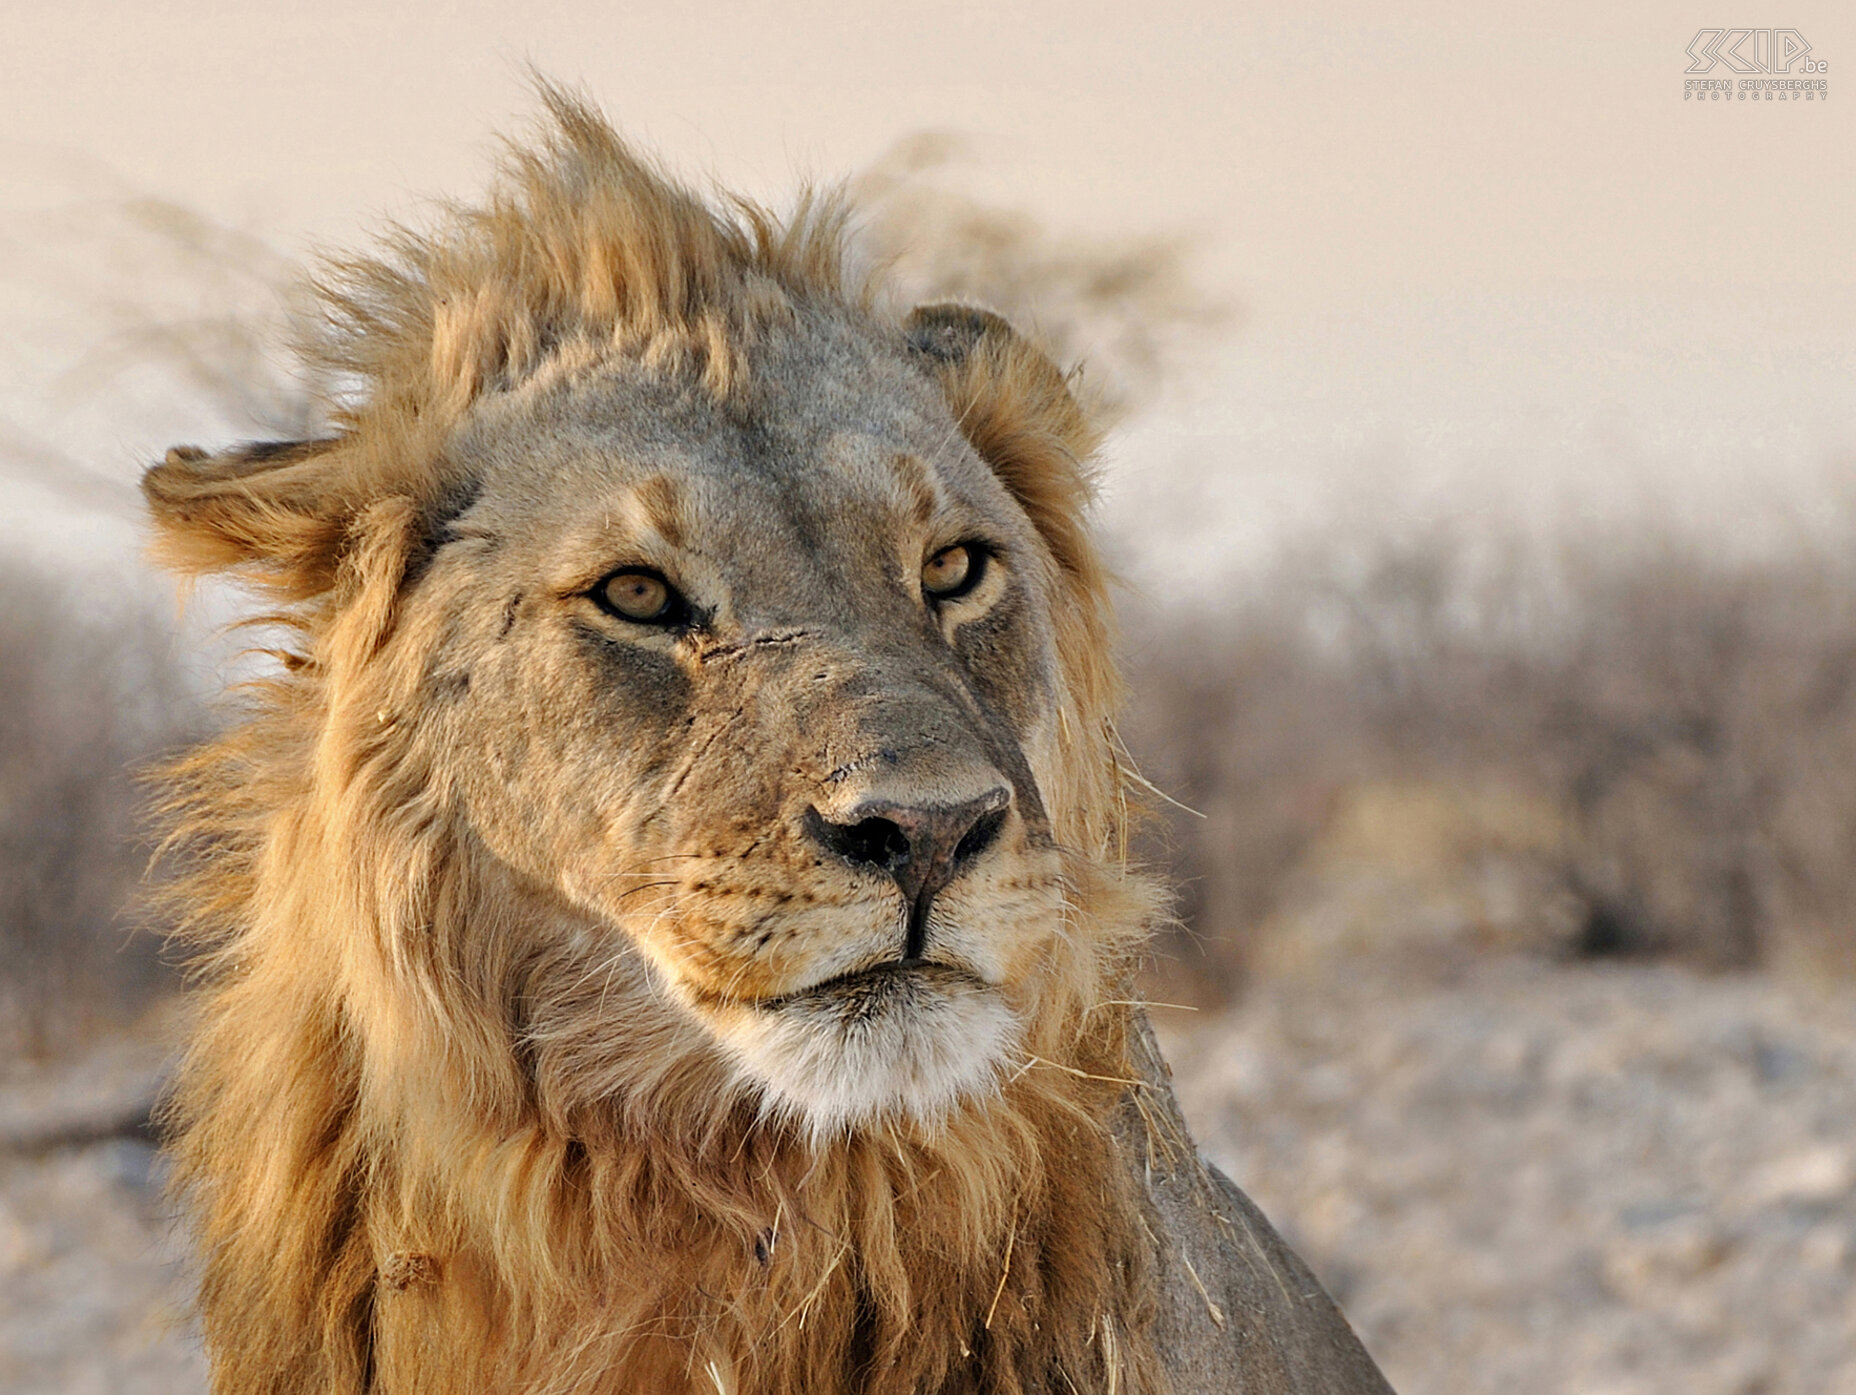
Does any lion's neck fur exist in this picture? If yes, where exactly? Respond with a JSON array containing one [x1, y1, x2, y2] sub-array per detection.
[[364, 1036, 1159, 1395], [162, 683, 1166, 1395]]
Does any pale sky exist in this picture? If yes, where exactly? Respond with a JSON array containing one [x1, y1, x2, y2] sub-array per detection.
[[7, 0, 1851, 288], [3, 0, 1852, 582]]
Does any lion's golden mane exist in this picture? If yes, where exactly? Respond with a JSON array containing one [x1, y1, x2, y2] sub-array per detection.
[[146, 90, 1176, 1394]]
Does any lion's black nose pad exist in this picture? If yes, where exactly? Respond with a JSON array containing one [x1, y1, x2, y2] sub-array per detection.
[[807, 789, 1010, 958]]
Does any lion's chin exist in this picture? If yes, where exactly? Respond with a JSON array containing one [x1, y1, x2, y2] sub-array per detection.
[[704, 965, 1020, 1140]]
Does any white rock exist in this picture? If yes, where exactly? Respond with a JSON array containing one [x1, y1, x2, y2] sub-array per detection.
[[1747, 1145, 1855, 1207]]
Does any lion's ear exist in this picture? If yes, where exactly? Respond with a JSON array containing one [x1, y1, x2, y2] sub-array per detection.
[[142, 438, 359, 597], [905, 304, 1022, 368], [904, 303, 1104, 593]]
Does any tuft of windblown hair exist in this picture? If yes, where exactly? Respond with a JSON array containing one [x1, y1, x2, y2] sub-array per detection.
[[146, 85, 1168, 1395], [324, 82, 862, 404]]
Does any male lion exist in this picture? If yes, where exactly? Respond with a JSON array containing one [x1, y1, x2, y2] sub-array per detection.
[[145, 90, 1392, 1395]]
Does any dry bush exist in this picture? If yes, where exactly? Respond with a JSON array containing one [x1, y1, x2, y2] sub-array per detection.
[[0, 562, 194, 1059], [1119, 605, 1375, 1000], [1541, 529, 1856, 975], [1123, 509, 1856, 996], [35, 193, 327, 441], [0, 191, 306, 1060], [852, 134, 1230, 418]]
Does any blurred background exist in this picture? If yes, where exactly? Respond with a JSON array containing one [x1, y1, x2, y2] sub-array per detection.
[[3, 3, 1853, 1391]]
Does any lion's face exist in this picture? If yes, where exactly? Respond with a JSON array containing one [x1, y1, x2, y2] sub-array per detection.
[[406, 317, 1072, 1132]]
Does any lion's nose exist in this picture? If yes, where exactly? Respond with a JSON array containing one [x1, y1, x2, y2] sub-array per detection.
[[806, 788, 1011, 958]]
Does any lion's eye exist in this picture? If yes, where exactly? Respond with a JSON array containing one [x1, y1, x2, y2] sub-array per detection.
[[595, 569, 683, 624], [922, 544, 984, 600]]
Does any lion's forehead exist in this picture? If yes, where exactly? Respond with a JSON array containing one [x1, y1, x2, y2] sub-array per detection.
[[454, 365, 1033, 613]]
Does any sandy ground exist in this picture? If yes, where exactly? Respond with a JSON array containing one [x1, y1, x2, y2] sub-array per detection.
[[1163, 957, 1856, 1395], [0, 1029, 203, 1395], [3, 958, 1853, 1393]]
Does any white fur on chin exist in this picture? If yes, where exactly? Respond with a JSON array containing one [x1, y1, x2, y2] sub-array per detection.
[[709, 974, 1020, 1141]]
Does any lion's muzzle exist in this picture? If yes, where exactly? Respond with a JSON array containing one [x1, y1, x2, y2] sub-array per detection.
[[805, 787, 1010, 959]]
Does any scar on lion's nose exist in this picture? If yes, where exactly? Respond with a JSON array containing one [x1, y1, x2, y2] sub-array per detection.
[[805, 789, 1010, 958]]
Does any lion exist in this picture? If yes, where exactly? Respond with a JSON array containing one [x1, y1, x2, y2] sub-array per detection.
[[143, 89, 1393, 1395]]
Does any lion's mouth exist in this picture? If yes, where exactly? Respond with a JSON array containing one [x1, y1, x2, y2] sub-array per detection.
[[751, 960, 984, 1015], [694, 957, 1018, 1132]]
